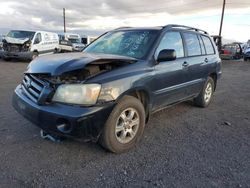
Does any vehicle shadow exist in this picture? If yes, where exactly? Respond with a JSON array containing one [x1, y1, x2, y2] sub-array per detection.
[[0, 58, 30, 63]]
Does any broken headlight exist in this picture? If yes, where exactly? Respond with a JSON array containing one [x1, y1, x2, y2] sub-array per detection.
[[52, 84, 101, 105]]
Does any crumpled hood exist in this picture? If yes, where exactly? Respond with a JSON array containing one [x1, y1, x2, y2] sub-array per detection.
[[4, 37, 30, 44], [26, 52, 137, 76]]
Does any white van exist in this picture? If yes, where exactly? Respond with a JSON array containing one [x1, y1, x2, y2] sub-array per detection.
[[2, 30, 59, 60], [81, 35, 97, 45], [59, 33, 85, 52]]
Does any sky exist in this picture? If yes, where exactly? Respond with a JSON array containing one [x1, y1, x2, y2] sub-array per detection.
[[0, 0, 250, 42]]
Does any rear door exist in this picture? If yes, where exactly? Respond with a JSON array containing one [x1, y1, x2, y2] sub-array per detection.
[[152, 31, 189, 109], [182, 32, 212, 96]]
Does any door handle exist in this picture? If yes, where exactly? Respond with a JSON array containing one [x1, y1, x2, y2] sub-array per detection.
[[204, 58, 209, 63], [182, 62, 189, 67]]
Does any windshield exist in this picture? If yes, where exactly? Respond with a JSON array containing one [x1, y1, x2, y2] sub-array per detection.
[[83, 30, 159, 59], [7, 30, 35, 40], [68, 38, 81, 44]]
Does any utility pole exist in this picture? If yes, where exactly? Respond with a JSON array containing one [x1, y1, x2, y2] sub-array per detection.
[[217, 0, 226, 52], [219, 0, 226, 37], [63, 8, 66, 33]]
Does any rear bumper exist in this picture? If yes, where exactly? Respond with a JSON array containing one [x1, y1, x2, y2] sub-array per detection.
[[220, 54, 234, 60], [3, 51, 33, 60], [12, 85, 115, 141]]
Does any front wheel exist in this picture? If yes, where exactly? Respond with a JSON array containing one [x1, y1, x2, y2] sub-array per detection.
[[194, 77, 215, 108], [3, 57, 11, 61], [99, 95, 145, 153]]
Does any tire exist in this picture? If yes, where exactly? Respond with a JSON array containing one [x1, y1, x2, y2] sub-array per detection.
[[54, 48, 59, 54], [194, 77, 215, 108], [3, 57, 11, 61], [99, 95, 145, 153]]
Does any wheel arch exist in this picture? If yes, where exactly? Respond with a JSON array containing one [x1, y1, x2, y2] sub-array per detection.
[[115, 88, 152, 123], [209, 72, 217, 91]]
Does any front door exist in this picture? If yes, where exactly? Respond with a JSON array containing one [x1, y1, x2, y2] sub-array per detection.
[[32, 32, 43, 53], [152, 31, 189, 110]]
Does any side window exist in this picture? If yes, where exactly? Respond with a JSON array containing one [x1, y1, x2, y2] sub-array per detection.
[[155, 32, 184, 58], [198, 35, 206, 55], [34, 33, 42, 44], [201, 36, 215, 55], [183, 33, 201, 56]]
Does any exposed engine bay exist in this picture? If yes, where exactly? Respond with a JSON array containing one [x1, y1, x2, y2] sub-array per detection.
[[34, 59, 135, 85]]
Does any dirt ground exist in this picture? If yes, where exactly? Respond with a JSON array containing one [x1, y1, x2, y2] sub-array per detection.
[[0, 59, 249, 188]]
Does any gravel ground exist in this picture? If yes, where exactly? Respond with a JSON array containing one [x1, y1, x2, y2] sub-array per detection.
[[0, 59, 249, 188]]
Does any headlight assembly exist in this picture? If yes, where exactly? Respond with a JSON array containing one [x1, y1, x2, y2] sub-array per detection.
[[98, 87, 120, 102], [52, 84, 101, 105]]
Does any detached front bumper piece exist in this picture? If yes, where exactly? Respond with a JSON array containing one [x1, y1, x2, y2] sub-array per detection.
[[12, 85, 115, 141], [3, 51, 33, 60]]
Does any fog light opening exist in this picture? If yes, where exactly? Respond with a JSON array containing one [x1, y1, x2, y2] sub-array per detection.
[[56, 119, 72, 133]]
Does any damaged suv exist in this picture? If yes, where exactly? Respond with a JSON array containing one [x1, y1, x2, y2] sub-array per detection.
[[12, 25, 222, 153]]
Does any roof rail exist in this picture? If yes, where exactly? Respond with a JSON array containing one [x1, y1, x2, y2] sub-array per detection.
[[164, 24, 208, 34], [114, 27, 132, 30]]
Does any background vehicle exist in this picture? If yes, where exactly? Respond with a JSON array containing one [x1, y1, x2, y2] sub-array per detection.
[[0, 35, 3, 58], [2, 30, 59, 61], [12, 25, 221, 153], [0, 35, 3, 51], [220, 43, 243, 60], [243, 40, 250, 61], [81, 35, 97, 45], [58, 33, 85, 52], [211, 35, 222, 52]]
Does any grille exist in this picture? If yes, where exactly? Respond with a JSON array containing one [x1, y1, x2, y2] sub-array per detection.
[[21, 74, 45, 103], [10, 45, 20, 52]]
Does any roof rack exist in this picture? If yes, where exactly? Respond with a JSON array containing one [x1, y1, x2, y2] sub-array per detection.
[[114, 27, 132, 30], [164, 24, 208, 34]]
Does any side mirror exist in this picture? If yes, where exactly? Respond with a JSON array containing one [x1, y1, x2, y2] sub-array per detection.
[[157, 49, 176, 62]]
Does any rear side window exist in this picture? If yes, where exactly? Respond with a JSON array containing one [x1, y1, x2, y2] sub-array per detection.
[[183, 33, 201, 56], [198, 35, 206, 55], [156, 32, 184, 58], [201, 36, 215, 55]]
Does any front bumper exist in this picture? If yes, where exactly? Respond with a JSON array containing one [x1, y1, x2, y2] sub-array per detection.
[[12, 85, 115, 141], [73, 47, 85, 52], [3, 51, 33, 60], [244, 52, 250, 58]]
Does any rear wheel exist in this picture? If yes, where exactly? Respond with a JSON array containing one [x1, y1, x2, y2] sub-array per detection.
[[99, 95, 145, 153], [194, 77, 215, 108]]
